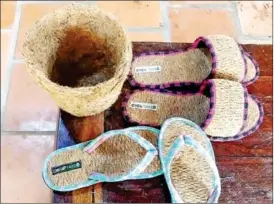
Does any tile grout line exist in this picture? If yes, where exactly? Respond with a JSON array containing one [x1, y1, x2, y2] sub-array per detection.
[[126, 27, 164, 32], [19, 1, 70, 4], [1, 2, 22, 128], [19, 1, 97, 4], [231, 1, 272, 44], [1, 29, 12, 33], [169, 3, 233, 10], [160, 1, 171, 42], [1, 131, 56, 136], [230, 1, 244, 41]]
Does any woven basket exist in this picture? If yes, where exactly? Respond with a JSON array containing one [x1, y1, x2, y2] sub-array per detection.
[[22, 4, 132, 117]]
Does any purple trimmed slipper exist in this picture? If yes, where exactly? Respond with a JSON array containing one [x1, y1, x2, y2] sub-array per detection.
[[128, 35, 259, 88], [122, 79, 264, 141]]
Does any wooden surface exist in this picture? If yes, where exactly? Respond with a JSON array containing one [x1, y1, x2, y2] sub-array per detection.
[[53, 42, 273, 203]]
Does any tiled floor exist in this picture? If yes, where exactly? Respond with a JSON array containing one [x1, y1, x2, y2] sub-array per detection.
[[1, 1, 272, 203]]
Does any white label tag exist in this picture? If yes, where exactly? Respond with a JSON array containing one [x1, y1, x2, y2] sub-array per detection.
[[135, 65, 161, 73], [131, 102, 158, 111]]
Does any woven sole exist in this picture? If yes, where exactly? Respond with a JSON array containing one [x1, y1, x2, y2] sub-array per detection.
[[209, 94, 264, 141], [43, 128, 161, 191], [158, 120, 221, 203], [129, 36, 258, 88]]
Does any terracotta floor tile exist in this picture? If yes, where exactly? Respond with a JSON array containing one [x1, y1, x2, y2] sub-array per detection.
[[3, 63, 59, 131], [169, 8, 236, 42], [170, 1, 229, 5], [97, 1, 162, 28], [237, 1, 272, 36], [1, 134, 55, 203], [15, 3, 67, 59], [1, 1, 16, 29], [1, 32, 12, 88], [128, 32, 164, 42]]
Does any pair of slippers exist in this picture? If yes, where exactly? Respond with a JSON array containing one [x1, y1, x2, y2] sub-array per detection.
[[43, 118, 221, 203], [122, 35, 263, 141]]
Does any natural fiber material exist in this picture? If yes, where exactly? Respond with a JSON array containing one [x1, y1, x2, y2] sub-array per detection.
[[22, 4, 132, 116], [129, 35, 258, 88], [205, 35, 246, 81], [131, 49, 211, 85], [244, 57, 257, 83], [126, 90, 210, 126], [171, 146, 216, 203], [204, 79, 245, 137], [208, 94, 264, 141], [126, 128, 161, 171], [44, 129, 160, 190], [123, 79, 246, 138], [242, 95, 260, 133], [160, 118, 214, 160], [158, 120, 221, 203], [242, 52, 260, 85]]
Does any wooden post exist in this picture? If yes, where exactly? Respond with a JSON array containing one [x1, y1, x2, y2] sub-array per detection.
[[66, 113, 104, 203]]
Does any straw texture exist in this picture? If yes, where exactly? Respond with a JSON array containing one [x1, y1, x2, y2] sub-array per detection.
[[130, 129, 161, 171], [204, 79, 245, 137], [170, 146, 215, 203], [126, 90, 210, 126], [160, 119, 214, 160], [131, 49, 211, 85], [244, 57, 257, 82], [22, 4, 132, 116], [241, 95, 260, 133], [206, 35, 245, 81], [129, 35, 258, 88], [158, 122, 220, 203], [47, 131, 160, 187]]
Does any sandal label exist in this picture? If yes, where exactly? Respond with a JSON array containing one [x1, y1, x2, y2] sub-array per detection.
[[52, 161, 82, 175], [135, 65, 161, 73], [131, 102, 157, 111]]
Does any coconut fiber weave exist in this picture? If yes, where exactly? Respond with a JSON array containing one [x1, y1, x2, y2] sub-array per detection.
[[53, 42, 272, 203]]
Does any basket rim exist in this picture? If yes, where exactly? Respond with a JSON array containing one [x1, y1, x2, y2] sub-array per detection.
[[22, 3, 132, 91]]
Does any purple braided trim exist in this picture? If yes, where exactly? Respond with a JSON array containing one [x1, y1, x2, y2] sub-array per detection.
[[192, 36, 218, 78], [200, 80, 216, 130], [238, 45, 248, 82], [122, 81, 216, 128], [209, 94, 264, 142], [242, 51, 260, 85], [128, 48, 207, 89]]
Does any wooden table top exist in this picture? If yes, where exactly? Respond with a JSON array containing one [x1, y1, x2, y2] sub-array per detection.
[[53, 42, 273, 203]]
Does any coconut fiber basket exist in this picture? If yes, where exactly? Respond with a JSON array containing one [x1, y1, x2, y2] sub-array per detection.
[[22, 4, 132, 117]]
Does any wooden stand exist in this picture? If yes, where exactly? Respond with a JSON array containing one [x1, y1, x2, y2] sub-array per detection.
[[53, 42, 273, 203]]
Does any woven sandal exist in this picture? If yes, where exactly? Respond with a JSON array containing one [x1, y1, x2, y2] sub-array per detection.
[[43, 128, 162, 191], [129, 35, 259, 88], [209, 94, 264, 141], [160, 117, 215, 160], [122, 79, 264, 141], [158, 121, 221, 203]]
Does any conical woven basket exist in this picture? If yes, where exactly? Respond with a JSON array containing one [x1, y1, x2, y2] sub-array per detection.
[[22, 4, 132, 117]]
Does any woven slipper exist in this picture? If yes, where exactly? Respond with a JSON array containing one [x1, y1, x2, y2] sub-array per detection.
[[43, 128, 162, 191], [209, 94, 264, 141], [123, 79, 263, 140], [159, 124, 221, 203], [129, 35, 258, 88]]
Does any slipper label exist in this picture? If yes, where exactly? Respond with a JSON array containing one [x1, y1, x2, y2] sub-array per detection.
[[52, 161, 82, 175], [131, 102, 157, 111], [135, 65, 161, 73]]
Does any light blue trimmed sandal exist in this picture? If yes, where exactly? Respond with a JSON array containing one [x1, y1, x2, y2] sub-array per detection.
[[43, 127, 162, 192], [159, 118, 221, 203]]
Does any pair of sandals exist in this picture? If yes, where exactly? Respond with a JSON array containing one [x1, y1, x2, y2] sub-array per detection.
[[43, 118, 221, 203], [122, 35, 263, 141]]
